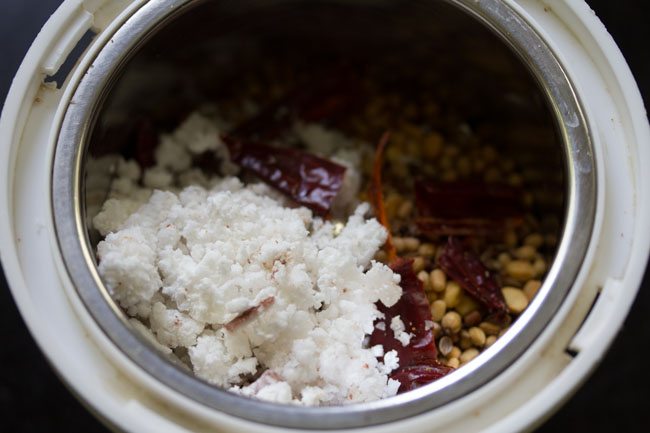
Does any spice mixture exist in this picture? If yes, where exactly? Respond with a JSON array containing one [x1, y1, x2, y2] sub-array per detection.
[[91, 66, 555, 405]]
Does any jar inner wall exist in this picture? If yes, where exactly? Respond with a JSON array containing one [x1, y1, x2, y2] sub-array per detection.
[[84, 0, 564, 240], [57, 0, 590, 429]]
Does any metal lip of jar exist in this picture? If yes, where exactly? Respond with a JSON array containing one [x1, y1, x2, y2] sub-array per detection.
[[51, 0, 595, 429]]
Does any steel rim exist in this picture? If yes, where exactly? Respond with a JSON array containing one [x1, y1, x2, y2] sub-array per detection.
[[51, 0, 596, 428]]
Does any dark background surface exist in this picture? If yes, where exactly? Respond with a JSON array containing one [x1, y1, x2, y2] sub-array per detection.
[[1, 0, 648, 431]]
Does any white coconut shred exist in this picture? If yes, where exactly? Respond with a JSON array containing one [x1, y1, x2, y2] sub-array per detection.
[[92, 109, 404, 405]]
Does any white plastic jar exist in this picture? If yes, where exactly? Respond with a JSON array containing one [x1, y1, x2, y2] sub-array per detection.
[[1, 1, 648, 432]]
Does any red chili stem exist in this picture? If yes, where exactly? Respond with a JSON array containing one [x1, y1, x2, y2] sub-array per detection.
[[370, 131, 397, 262]]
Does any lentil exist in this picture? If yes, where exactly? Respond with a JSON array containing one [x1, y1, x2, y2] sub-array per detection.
[[482, 146, 497, 162], [384, 194, 402, 219], [438, 336, 453, 356], [430, 300, 447, 322], [463, 310, 482, 327], [497, 252, 512, 267], [418, 270, 431, 290], [441, 170, 458, 182], [459, 331, 473, 350], [479, 321, 501, 336], [412, 256, 426, 273], [397, 200, 413, 219], [392, 236, 406, 253], [403, 236, 421, 252], [457, 157, 472, 176], [502, 287, 529, 314], [430, 269, 447, 292], [442, 311, 463, 334], [455, 295, 479, 316], [508, 173, 523, 187], [513, 245, 536, 260], [505, 260, 536, 281], [418, 243, 436, 257], [468, 327, 486, 347], [443, 281, 462, 308], [460, 348, 480, 364], [524, 233, 544, 248], [447, 357, 460, 369], [533, 257, 547, 277], [545, 234, 558, 247], [484, 167, 501, 183], [449, 346, 461, 360], [422, 133, 443, 158], [523, 280, 542, 300]]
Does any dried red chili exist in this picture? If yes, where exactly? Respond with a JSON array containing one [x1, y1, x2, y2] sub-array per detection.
[[367, 136, 452, 391], [370, 258, 452, 393], [416, 217, 507, 237], [415, 180, 524, 238], [390, 364, 454, 393], [438, 237, 508, 320], [220, 68, 362, 215], [221, 135, 346, 216], [371, 258, 438, 365]]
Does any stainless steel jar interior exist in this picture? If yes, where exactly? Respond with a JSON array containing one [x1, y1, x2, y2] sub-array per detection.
[[52, 0, 595, 429]]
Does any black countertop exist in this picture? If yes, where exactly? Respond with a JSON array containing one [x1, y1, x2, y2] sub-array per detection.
[[1, 0, 648, 431]]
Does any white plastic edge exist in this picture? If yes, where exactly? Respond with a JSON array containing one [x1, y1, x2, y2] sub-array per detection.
[[1, 1, 648, 432], [490, 0, 650, 431], [0, 0, 87, 335]]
